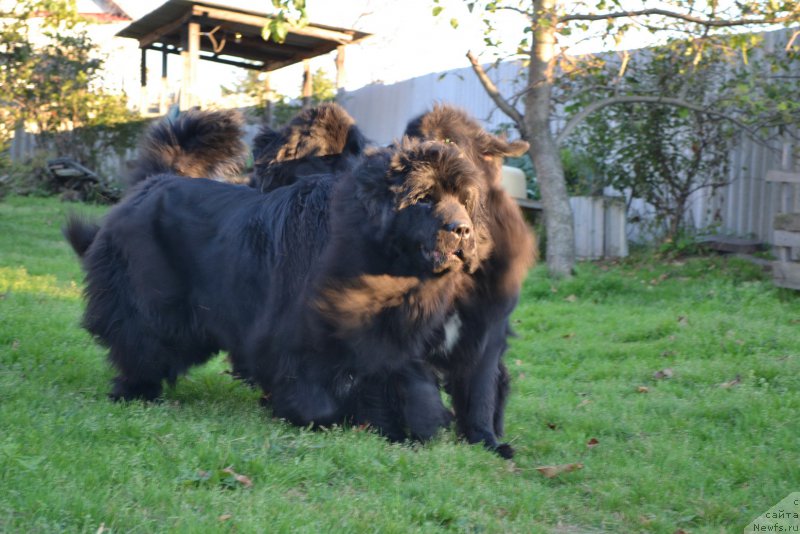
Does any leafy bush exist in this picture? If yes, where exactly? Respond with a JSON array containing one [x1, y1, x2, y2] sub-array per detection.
[[1, 0, 144, 201]]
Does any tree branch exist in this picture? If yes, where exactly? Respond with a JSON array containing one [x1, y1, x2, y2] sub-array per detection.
[[466, 50, 527, 138], [555, 95, 771, 147], [559, 6, 800, 27], [496, 6, 533, 17]]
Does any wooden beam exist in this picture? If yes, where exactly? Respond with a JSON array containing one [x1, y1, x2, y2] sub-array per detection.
[[148, 35, 301, 63], [139, 48, 148, 115], [772, 260, 800, 290], [197, 54, 264, 70], [263, 72, 273, 127], [180, 20, 200, 110], [190, 6, 356, 43], [138, 14, 192, 49], [161, 47, 169, 77], [335, 45, 345, 90], [774, 230, 800, 248], [209, 34, 308, 57], [140, 47, 147, 87], [302, 59, 312, 108], [148, 44, 267, 70], [159, 47, 169, 115], [766, 169, 800, 183], [774, 213, 800, 232], [260, 43, 338, 72]]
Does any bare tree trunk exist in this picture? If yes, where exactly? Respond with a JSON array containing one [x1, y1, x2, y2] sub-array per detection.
[[525, 0, 575, 277]]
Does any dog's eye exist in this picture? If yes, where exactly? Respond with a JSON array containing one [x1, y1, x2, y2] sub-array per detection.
[[416, 194, 434, 206]]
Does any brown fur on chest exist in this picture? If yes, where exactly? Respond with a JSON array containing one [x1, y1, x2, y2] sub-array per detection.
[[315, 273, 474, 336]]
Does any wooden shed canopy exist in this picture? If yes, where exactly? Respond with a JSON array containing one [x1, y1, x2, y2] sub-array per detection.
[[116, 0, 371, 72]]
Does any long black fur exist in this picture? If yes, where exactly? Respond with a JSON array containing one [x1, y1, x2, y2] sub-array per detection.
[[248, 103, 535, 457], [65, 128, 487, 443], [126, 108, 248, 186]]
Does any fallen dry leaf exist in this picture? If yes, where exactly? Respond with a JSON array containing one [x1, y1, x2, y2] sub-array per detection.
[[576, 398, 592, 409], [515, 359, 522, 366], [587, 438, 599, 448], [565, 294, 578, 303], [535, 463, 584, 478], [653, 368, 674, 380], [718, 375, 741, 388], [677, 315, 689, 326], [637, 386, 650, 393], [218, 514, 232, 522], [222, 467, 252, 488]]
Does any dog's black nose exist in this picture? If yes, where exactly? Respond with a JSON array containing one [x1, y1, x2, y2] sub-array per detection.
[[444, 221, 472, 239]]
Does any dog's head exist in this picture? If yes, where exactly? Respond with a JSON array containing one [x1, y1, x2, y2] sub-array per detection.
[[404, 104, 529, 188], [350, 138, 489, 276]]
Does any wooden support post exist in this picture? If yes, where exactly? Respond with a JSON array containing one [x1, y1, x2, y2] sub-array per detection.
[[159, 48, 169, 115], [335, 45, 346, 100], [139, 48, 148, 115], [302, 59, 312, 108], [263, 72, 274, 127], [180, 21, 200, 110]]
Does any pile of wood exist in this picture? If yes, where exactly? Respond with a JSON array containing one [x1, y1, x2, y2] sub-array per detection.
[[767, 170, 800, 290], [46, 158, 121, 204]]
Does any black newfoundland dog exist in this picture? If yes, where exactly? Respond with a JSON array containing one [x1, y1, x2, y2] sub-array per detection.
[[65, 111, 488, 443], [404, 106, 535, 458], [248, 103, 535, 458]]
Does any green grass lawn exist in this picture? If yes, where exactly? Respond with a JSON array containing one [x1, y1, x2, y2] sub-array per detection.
[[1, 195, 798, 533]]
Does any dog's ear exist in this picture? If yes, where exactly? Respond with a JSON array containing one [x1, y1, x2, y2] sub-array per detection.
[[485, 136, 529, 158]]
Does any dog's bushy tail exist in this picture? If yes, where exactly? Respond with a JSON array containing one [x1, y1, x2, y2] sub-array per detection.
[[127, 108, 248, 186], [251, 103, 367, 191], [63, 215, 100, 258]]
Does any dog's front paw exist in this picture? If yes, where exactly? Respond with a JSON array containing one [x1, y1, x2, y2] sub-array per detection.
[[494, 442, 515, 459]]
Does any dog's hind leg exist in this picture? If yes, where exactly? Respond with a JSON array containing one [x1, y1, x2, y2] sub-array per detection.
[[396, 362, 452, 442], [269, 377, 342, 428], [350, 363, 451, 443], [493, 360, 511, 438], [227, 351, 256, 386], [450, 321, 514, 459], [350, 378, 406, 442], [106, 334, 214, 402], [107, 342, 169, 401]]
